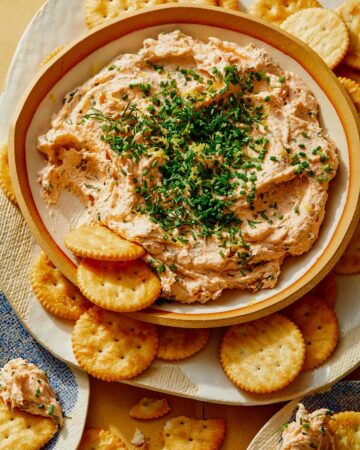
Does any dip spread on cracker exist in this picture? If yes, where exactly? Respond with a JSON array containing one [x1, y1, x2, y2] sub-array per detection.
[[280, 403, 335, 449], [0, 358, 64, 428], [37, 31, 338, 304]]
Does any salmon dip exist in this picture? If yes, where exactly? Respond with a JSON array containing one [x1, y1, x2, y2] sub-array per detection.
[[280, 403, 335, 449], [0, 358, 64, 427], [37, 31, 338, 304]]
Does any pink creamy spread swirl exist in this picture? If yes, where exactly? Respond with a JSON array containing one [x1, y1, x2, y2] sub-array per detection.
[[0, 358, 64, 428], [280, 403, 335, 449], [37, 31, 338, 304]]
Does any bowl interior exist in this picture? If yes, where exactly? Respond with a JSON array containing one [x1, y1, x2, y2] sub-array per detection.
[[22, 19, 352, 323]]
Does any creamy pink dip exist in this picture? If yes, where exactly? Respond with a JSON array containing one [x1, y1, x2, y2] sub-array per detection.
[[0, 358, 64, 427], [280, 403, 335, 449], [38, 31, 338, 304]]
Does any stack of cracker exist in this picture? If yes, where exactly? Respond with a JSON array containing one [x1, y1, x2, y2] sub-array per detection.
[[249, 0, 360, 116], [28, 219, 340, 399], [29, 224, 213, 385], [82, 0, 238, 30]]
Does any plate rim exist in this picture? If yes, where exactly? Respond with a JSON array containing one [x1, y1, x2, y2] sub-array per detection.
[[8, 4, 360, 327]]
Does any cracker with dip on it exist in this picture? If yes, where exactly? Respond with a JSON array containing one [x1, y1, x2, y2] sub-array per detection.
[[279, 403, 335, 449], [0, 358, 64, 450], [279, 405, 360, 450]]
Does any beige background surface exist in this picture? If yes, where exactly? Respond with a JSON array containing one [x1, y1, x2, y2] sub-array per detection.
[[0, 1, 358, 449]]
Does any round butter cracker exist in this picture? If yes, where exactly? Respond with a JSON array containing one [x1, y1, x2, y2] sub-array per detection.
[[162, 416, 226, 450], [64, 224, 145, 261], [130, 397, 171, 420], [310, 271, 337, 308], [281, 8, 349, 68], [84, 0, 164, 29], [335, 221, 360, 274], [0, 400, 57, 450], [218, 0, 239, 9], [77, 258, 161, 312], [338, 76, 360, 113], [250, 0, 320, 26], [328, 412, 360, 450], [72, 306, 158, 381], [0, 144, 17, 205], [220, 313, 305, 393], [285, 294, 339, 371], [157, 326, 210, 361], [336, 0, 360, 70], [30, 252, 91, 321], [335, 63, 360, 84], [78, 428, 128, 449]]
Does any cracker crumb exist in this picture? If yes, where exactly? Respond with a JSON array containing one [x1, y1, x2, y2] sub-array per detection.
[[131, 428, 146, 447]]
